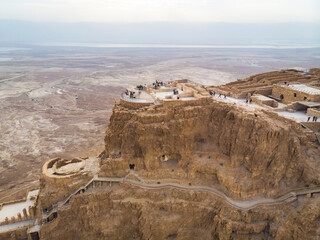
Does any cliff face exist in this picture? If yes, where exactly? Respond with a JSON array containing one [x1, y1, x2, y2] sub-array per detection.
[[101, 98, 319, 198]]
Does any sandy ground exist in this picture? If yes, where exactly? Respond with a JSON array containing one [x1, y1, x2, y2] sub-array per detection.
[[0, 45, 319, 202]]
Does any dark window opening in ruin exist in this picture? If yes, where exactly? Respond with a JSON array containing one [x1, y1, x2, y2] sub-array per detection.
[[129, 164, 135, 170], [304, 97, 307, 100], [280, 94, 284, 100], [157, 181, 161, 184], [294, 93, 297, 97], [162, 155, 166, 161], [30, 232, 40, 240]]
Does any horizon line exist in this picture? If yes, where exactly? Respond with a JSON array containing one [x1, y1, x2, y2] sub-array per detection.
[[0, 19, 319, 25]]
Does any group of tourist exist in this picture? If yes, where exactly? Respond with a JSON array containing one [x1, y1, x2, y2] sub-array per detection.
[[245, 98, 253, 104], [307, 116, 318, 122], [136, 85, 144, 90], [153, 80, 164, 89], [209, 90, 227, 99], [125, 89, 136, 98], [173, 89, 179, 95]]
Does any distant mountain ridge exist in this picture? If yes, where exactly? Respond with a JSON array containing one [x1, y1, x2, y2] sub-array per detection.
[[0, 20, 319, 46]]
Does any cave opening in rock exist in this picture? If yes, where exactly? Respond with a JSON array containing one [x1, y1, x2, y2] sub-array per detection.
[[129, 164, 135, 170]]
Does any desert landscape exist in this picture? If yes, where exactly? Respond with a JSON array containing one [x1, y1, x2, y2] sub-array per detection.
[[0, 69, 319, 239], [0, 44, 320, 239], [0, 44, 320, 203]]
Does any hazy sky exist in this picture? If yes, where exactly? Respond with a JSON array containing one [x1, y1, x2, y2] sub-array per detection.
[[0, 0, 319, 23]]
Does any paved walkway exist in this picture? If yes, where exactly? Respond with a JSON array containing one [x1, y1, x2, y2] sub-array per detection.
[[54, 172, 320, 211], [0, 219, 35, 233], [121, 173, 319, 210]]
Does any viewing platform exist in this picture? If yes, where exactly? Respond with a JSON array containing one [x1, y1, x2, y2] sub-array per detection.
[[119, 79, 206, 109]]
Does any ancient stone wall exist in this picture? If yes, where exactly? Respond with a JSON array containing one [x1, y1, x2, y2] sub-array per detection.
[[307, 108, 320, 118], [272, 85, 320, 104], [119, 98, 153, 109], [212, 70, 320, 99], [251, 94, 278, 108]]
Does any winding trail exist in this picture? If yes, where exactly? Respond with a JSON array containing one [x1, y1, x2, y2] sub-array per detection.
[[47, 172, 320, 216], [1, 172, 320, 233]]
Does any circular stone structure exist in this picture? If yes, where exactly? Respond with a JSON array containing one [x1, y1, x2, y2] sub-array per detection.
[[40, 157, 92, 209], [44, 158, 85, 178]]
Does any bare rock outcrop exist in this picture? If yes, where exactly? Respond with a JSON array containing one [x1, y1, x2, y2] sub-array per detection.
[[100, 97, 319, 199]]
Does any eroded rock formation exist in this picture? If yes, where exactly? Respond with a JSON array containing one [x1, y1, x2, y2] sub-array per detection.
[[100, 96, 319, 199]]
